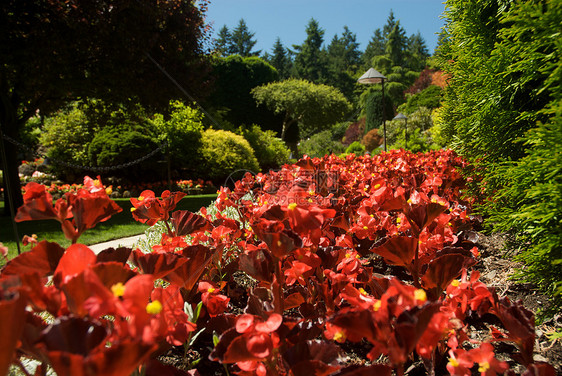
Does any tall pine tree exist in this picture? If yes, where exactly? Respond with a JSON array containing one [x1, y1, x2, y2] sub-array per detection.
[[231, 19, 260, 56], [269, 38, 291, 79], [215, 25, 234, 56], [293, 18, 328, 83]]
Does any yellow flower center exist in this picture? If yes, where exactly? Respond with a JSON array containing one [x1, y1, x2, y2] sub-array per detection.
[[130, 207, 136, 212], [373, 300, 382, 311], [363, 226, 369, 230], [451, 279, 460, 287], [138, 196, 144, 201], [448, 358, 460, 368], [359, 288, 367, 296], [94, 179, 102, 187], [105, 187, 112, 195], [478, 362, 490, 373], [111, 282, 125, 297], [333, 331, 346, 342], [396, 218, 402, 223], [208, 287, 216, 293], [288, 202, 297, 210], [374, 184, 381, 189], [414, 289, 427, 302], [146, 300, 163, 315]]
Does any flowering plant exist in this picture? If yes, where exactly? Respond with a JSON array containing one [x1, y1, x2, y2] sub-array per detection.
[[0, 151, 555, 375]]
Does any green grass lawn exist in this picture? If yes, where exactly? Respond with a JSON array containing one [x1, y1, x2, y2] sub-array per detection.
[[0, 194, 217, 261]]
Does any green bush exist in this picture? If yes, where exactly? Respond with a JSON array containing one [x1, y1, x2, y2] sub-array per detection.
[[198, 129, 260, 182], [345, 141, 365, 155], [151, 101, 204, 173], [399, 85, 443, 114], [40, 102, 97, 181], [299, 130, 345, 158], [440, 0, 562, 314], [88, 122, 160, 181], [238, 124, 290, 170]]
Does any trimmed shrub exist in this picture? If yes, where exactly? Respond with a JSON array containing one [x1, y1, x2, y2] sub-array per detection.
[[198, 129, 260, 182], [238, 124, 290, 170], [88, 122, 160, 181], [345, 141, 365, 155], [362, 128, 383, 151]]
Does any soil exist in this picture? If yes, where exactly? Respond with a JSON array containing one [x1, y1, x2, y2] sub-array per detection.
[[158, 231, 562, 375]]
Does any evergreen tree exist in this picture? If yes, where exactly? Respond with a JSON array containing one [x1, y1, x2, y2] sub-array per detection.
[[406, 32, 430, 70], [269, 38, 291, 79], [385, 21, 408, 66], [326, 26, 361, 99], [383, 10, 398, 39], [362, 28, 385, 68], [215, 25, 234, 56], [293, 18, 328, 83], [231, 19, 260, 56]]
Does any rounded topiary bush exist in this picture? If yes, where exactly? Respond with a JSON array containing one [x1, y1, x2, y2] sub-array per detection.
[[88, 122, 160, 181], [198, 129, 260, 182], [345, 141, 366, 155]]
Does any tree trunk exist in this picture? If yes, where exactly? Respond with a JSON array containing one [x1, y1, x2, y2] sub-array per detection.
[[0, 105, 24, 217]]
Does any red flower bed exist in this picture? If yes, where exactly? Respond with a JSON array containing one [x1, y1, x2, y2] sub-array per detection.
[[0, 150, 555, 375]]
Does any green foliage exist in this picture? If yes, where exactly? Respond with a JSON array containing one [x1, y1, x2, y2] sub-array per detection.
[[292, 18, 328, 83], [441, 0, 562, 311], [345, 141, 365, 155], [299, 130, 345, 158], [88, 122, 160, 181], [399, 85, 443, 114], [230, 19, 260, 56], [40, 102, 98, 180], [359, 88, 394, 133], [252, 78, 352, 140], [198, 129, 260, 182], [387, 107, 442, 152], [238, 124, 290, 170], [209, 55, 279, 129], [151, 101, 204, 173], [485, 110, 562, 313]]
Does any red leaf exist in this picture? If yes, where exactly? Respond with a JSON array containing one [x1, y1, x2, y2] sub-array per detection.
[[1, 241, 65, 277], [95, 247, 132, 264], [370, 236, 418, 267], [165, 245, 214, 290], [131, 250, 188, 280], [284, 292, 305, 310], [171, 210, 210, 236], [239, 248, 274, 283], [421, 253, 471, 292]]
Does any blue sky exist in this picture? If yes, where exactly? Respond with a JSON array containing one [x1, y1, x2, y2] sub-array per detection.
[[204, 0, 447, 55]]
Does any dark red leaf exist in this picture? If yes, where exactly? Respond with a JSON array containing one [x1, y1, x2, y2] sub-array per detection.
[[131, 250, 188, 280], [95, 247, 132, 264], [165, 245, 214, 290], [39, 316, 107, 356], [239, 249, 274, 283], [284, 292, 305, 310], [370, 236, 418, 267], [421, 253, 470, 292], [171, 210, 210, 236]]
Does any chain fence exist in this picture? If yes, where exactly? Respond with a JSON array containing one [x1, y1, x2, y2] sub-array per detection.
[[3, 134, 167, 173]]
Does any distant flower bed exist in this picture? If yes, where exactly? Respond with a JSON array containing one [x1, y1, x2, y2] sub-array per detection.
[[21, 178, 217, 199]]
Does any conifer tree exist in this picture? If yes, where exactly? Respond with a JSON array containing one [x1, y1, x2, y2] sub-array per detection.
[[269, 38, 291, 79], [215, 25, 234, 56], [293, 18, 328, 83], [231, 19, 260, 56]]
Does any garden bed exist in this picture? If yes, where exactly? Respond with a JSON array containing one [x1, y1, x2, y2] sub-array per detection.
[[1, 150, 559, 376]]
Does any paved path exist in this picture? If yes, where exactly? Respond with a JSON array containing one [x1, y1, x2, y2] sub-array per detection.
[[88, 234, 145, 254]]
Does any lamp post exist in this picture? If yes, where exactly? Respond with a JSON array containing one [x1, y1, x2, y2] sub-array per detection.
[[393, 113, 408, 149], [358, 68, 387, 151]]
